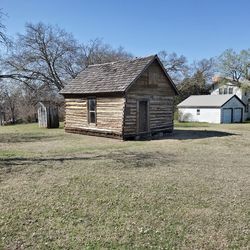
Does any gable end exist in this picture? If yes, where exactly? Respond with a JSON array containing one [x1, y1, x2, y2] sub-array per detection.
[[125, 55, 178, 95], [221, 95, 246, 108]]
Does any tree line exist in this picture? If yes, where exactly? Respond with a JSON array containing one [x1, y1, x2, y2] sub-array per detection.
[[0, 10, 250, 124]]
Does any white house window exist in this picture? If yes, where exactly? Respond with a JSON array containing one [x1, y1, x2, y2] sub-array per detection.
[[229, 88, 233, 94], [219, 88, 223, 94], [197, 109, 200, 115], [224, 88, 228, 94], [87, 98, 96, 124]]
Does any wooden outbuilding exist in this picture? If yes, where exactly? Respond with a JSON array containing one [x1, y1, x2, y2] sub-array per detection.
[[178, 94, 246, 123], [37, 102, 59, 128], [60, 55, 178, 139]]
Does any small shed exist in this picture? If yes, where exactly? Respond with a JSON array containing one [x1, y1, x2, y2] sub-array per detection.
[[177, 95, 246, 123], [60, 55, 178, 139], [37, 102, 59, 128]]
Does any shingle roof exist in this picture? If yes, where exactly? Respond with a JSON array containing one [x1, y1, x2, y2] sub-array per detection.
[[60, 55, 177, 95], [177, 94, 245, 108]]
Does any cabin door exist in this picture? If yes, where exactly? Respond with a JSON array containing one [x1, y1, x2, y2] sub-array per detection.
[[138, 100, 149, 133]]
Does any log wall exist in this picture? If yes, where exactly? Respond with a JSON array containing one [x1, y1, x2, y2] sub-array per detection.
[[65, 97, 125, 137], [124, 61, 175, 136]]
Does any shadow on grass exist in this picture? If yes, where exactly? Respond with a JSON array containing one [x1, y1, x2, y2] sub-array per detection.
[[162, 129, 236, 140], [0, 152, 176, 172], [0, 155, 104, 175], [0, 134, 61, 143], [0, 155, 103, 166]]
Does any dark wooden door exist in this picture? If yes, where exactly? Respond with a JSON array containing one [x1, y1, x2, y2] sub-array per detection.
[[138, 101, 148, 132]]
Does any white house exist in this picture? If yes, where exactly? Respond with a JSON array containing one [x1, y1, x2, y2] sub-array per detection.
[[178, 95, 246, 124], [210, 76, 250, 119]]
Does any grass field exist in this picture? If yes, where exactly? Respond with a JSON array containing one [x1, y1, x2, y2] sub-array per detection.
[[0, 123, 249, 249]]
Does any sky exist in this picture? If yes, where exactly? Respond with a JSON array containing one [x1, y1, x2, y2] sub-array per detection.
[[1, 0, 250, 62]]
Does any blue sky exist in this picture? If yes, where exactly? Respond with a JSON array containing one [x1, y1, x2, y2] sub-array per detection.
[[1, 0, 250, 62]]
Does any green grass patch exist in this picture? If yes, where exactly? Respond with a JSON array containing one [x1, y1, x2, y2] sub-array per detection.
[[0, 123, 250, 249], [174, 121, 211, 128]]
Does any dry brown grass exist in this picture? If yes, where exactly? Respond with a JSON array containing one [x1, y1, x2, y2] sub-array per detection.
[[0, 123, 249, 249]]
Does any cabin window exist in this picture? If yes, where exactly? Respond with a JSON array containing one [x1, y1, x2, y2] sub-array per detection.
[[197, 109, 200, 115], [219, 88, 223, 94], [224, 88, 228, 94], [229, 87, 233, 94], [87, 98, 96, 124]]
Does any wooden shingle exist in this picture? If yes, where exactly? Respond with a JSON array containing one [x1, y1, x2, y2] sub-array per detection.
[[60, 55, 177, 95]]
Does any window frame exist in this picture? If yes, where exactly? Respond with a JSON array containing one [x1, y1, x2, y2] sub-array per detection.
[[229, 87, 233, 94], [197, 109, 200, 115], [224, 88, 228, 94], [219, 88, 223, 95], [87, 97, 97, 124]]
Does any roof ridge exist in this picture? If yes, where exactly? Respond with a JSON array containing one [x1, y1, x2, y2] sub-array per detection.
[[60, 54, 179, 96], [87, 55, 157, 67], [189, 94, 235, 97], [177, 94, 242, 108]]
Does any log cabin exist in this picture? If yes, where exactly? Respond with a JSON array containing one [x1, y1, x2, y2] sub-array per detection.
[[60, 55, 178, 139]]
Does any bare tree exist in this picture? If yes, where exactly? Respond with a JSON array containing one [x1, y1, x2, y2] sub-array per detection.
[[158, 50, 189, 84], [2, 23, 132, 92], [0, 82, 21, 123], [218, 49, 250, 82], [191, 58, 216, 83], [0, 22, 133, 124], [175, 58, 215, 103], [81, 38, 132, 66], [0, 9, 11, 47], [0, 80, 40, 123], [3, 22, 84, 91]]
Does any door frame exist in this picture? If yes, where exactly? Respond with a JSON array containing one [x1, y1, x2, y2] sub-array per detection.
[[136, 99, 150, 134]]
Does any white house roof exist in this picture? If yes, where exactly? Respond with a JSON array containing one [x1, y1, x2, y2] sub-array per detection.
[[177, 94, 244, 108]]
